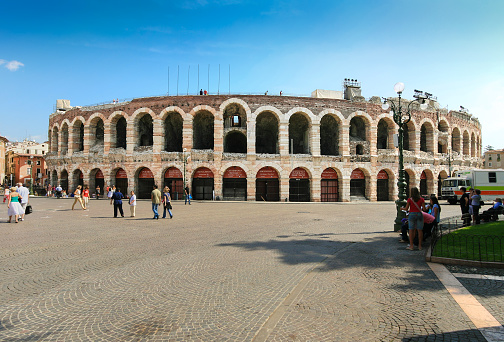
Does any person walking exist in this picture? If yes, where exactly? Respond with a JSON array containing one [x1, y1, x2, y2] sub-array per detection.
[[110, 188, 124, 218], [71, 185, 86, 210], [129, 190, 136, 217], [7, 186, 24, 223], [162, 186, 173, 219], [107, 186, 115, 201], [3, 186, 10, 203], [184, 184, 191, 205], [82, 185, 90, 208], [401, 187, 427, 251], [17, 183, 29, 221], [151, 185, 162, 219], [95, 185, 101, 200]]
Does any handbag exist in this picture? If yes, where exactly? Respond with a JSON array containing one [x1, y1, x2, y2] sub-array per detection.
[[25, 204, 33, 214], [188, 194, 192, 200]]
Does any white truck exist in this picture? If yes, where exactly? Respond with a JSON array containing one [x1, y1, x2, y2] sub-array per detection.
[[441, 169, 504, 204]]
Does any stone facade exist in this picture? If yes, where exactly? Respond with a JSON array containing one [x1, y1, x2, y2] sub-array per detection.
[[46, 94, 482, 201]]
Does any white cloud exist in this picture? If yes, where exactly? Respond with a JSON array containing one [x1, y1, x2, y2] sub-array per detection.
[[0, 59, 24, 71]]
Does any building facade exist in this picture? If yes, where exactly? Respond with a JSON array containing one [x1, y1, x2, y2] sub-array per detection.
[[5, 140, 49, 187], [483, 149, 504, 169], [0, 136, 8, 185], [46, 89, 482, 200]]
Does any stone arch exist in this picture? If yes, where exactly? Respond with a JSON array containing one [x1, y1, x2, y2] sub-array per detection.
[[320, 113, 341, 156], [109, 112, 128, 149], [60, 122, 69, 155], [470, 132, 476, 157], [51, 126, 59, 153], [251, 106, 283, 122], [135, 112, 154, 147], [348, 112, 371, 155], [451, 126, 461, 153], [462, 130, 470, 156], [256, 110, 279, 154], [285, 107, 315, 122], [377, 117, 395, 150], [162, 110, 183, 152], [193, 109, 214, 150], [289, 112, 311, 154], [438, 119, 449, 132], [88, 114, 106, 148], [221, 100, 250, 129], [404, 169, 416, 198], [71, 118, 85, 152], [420, 169, 435, 197], [350, 167, 371, 200], [419, 119, 435, 153], [377, 168, 395, 201]]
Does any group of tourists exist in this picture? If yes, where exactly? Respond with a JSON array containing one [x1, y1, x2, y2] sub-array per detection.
[[4, 183, 30, 223], [400, 188, 441, 251]]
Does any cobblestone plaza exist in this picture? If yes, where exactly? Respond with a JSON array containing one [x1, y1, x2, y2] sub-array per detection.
[[1, 198, 502, 341]]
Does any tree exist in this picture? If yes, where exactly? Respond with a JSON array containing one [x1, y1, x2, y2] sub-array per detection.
[[484, 145, 494, 152]]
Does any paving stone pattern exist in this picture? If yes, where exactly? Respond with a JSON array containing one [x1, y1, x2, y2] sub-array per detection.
[[0, 198, 496, 341]]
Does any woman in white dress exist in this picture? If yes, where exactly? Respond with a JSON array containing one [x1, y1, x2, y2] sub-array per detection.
[[7, 187, 25, 223]]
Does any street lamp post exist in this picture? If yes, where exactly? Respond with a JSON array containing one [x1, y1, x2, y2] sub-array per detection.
[[383, 83, 429, 231], [29, 156, 34, 195], [182, 148, 190, 199]]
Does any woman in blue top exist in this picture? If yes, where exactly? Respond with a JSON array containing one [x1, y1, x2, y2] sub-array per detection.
[[428, 194, 441, 228], [470, 189, 482, 225], [162, 186, 173, 219]]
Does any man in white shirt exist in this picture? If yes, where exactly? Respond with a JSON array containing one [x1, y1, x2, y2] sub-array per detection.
[[16, 183, 29, 221]]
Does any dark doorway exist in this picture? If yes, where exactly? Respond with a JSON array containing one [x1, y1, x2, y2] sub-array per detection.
[[289, 113, 310, 154], [223, 179, 247, 200], [137, 168, 154, 199], [321, 168, 338, 202], [138, 115, 153, 147], [256, 179, 279, 201], [164, 112, 183, 152], [193, 179, 214, 200], [289, 179, 310, 202], [377, 170, 389, 201], [350, 179, 365, 197]]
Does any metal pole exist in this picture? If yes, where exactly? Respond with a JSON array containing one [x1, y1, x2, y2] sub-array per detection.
[[394, 93, 408, 231]]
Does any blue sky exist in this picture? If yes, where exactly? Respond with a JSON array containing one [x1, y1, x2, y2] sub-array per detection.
[[1, 0, 503, 149]]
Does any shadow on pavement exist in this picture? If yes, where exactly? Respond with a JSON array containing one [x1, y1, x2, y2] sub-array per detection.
[[401, 328, 485, 341]]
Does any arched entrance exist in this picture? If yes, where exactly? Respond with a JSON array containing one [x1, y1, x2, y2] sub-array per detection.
[[289, 167, 310, 202], [115, 168, 128, 195], [350, 169, 366, 199], [137, 167, 154, 199], [60, 170, 69, 193], [321, 168, 338, 202], [420, 171, 428, 197], [256, 167, 279, 201], [72, 169, 83, 191], [164, 167, 183, 200], [192, 167, 214, 200], [94, 169, 104, 195], [223, 166, 247, 201], [51, 170, 58, 188], [377, 170, 389, 201]]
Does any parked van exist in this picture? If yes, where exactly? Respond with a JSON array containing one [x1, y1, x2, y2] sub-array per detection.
[[441, 169, 504, 204]]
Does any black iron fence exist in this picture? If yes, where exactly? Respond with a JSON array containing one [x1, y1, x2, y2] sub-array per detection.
[[430, 217, 504, 263]]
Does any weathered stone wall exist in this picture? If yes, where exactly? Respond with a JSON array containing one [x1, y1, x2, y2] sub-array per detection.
[[46, 95, 482, 202]]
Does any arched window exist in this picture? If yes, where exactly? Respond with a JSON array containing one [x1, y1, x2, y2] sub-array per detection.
[[138, 114, 153, 147], [164, 112, 183, 152], [377, 119, 389, 150], [320, 115, 339, 156], [289, 113, 310, 154], [256, 112, 278, 154], [116, 117, 127, 149], [193, 111, 214, 149]]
